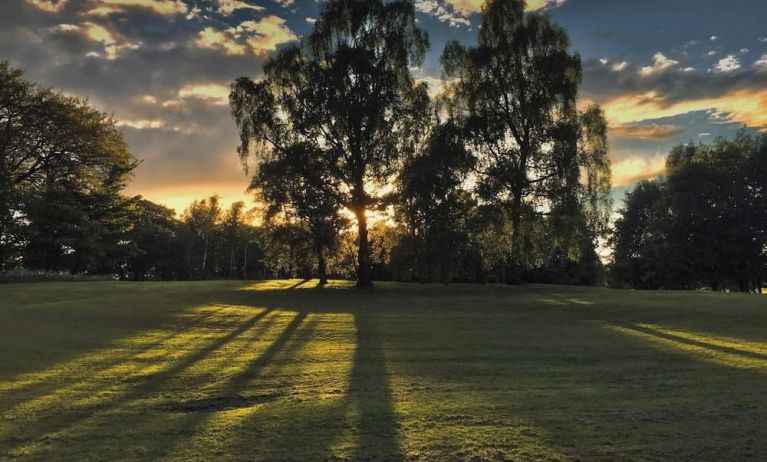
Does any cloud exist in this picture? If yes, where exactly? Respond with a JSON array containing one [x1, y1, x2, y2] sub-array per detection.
[[217, 0, 264, 15], [713, 55, 740, 73], [414, 0, 470, 28], [53, 21, 139, 59], [611, 154, 667, 186], [86, 0, 187, 16], [755, 54, 767, 71], [177, 83, 230, 105], [116, 118, 165, 129], [601, 89, 767, 129], [24, 0, 67, 12], [195, 27, 247, 55], [639, 52, 678, 76], [416, 0, 564, 27], [194, 16, 296, 56], [610, 123, 685, 140], [611, 60, 629, 72]]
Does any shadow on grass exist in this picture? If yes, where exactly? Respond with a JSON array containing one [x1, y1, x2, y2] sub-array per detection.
[[615, 322, 767, 362], [1, 284, 403, 461]]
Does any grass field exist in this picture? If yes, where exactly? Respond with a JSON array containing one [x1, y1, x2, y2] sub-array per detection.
[[1, 280, 766, 461]]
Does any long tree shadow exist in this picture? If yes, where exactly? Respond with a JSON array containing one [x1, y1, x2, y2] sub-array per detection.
[[151, 310, 315, 459], [204, 296, 402, 461], [1, 307, 276, 458], [349, 311, 401, 459], [615, 322, 767, 362]]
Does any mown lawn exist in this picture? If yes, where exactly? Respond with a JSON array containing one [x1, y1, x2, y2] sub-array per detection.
[[1, 280, 766, 461]]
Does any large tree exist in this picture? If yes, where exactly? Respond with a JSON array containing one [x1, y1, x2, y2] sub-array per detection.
[[231, 0, 429, 287], [441, 0, 611, 280], [0, 61, 137, 273], [611, 133, 767, 292]]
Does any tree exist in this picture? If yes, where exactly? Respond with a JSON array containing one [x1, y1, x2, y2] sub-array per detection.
[[611, 133, 767, 292], [178, 196, 222, 280], [441, 0, 610, 280], [220, 201, 257, 279], [0, 61, 138, 274], [394, 121, 475, 282], [250, 143, 346, 285], [610, 180, 667, 288], [230, 0, 429, 288], [125, 197, 180, 281]]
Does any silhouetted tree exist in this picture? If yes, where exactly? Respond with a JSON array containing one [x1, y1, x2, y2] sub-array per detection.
[[394, 121, 475, 282], [611, 133, 767, 292], [125, 197, 180, 280], [178, 196, 222, 279], [250, 143, 347, 284], [441, 0, 610, 281], [230, 0, 429, 288]]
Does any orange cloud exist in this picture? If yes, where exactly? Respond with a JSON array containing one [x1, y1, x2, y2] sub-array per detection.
[[177, 83, 230, 105], [610, 154, 666, 186], [25, 0, 67, 12], [602, 88, 767, 129], [610, 123, 684, 140], [86, 0, 187, 16], [54, 21, 139, 59], [194, 16, 296, 56]]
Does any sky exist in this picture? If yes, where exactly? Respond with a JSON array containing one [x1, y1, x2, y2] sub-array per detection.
[[2, 0, 767, 213]]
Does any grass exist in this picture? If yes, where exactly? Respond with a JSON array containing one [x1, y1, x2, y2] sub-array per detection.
[[1, 280, 766, 461]]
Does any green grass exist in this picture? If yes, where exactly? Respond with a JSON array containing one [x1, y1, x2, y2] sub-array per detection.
[[1, 280, 766, 461]]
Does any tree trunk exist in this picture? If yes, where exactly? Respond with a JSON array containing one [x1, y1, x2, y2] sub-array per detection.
[[355, 208, 373, 288], [242, 242, 248, 280], [201, 235, 208, 280], [316, 242, 328, 286], [508, 189, 524, 285]]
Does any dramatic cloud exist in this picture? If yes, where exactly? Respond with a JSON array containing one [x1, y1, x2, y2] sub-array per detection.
[[611, 154, 667, 186], [639, 52, 678, 76], [602, 89, 767, 129], [194, 16, 296, 56], [177, 83, 230, 105], [610, 123, 685, 140], [217, 0, 264, 15], [416, 0, 564, 27], [6, 0, 767, 210], [754, 54, 767, 71], [713, 55, 741, 73], [86, 0, 188, 16], [25, 0, 67, 12], [53, 21, 140, 59]]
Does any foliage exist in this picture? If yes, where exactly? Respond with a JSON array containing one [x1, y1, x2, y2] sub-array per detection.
[[611, 132, 767, 292], [230, 0, 429, 287], [0, 61, 138, 274], [441, 0, 611, 279]]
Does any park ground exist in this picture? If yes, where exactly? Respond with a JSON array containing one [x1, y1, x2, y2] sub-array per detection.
[[1, 280, 766, 461]]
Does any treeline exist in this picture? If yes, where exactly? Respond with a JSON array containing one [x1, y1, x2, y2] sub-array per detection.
[[611, 133, 767, 292], [5, 0, 761, 290]]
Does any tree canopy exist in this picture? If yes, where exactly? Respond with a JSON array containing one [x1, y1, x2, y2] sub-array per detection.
[[230, 0, 429, 287]]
